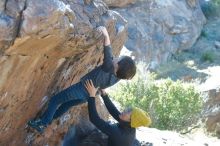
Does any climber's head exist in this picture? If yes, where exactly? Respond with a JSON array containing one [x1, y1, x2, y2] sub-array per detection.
[[119, 107, 152, 128], [113, 56, 136, 80]]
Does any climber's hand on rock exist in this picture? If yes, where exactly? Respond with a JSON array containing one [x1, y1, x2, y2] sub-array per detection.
[[96, 26, 110, 46], [97, 26, 109, 38], [84, 80, 98, 98]]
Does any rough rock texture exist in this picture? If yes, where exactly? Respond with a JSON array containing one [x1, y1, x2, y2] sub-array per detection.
[[102, 0, 136, 8], [203, 88, 220, 137], [0, 0, 127, 145], [114, 0, 206, 69]]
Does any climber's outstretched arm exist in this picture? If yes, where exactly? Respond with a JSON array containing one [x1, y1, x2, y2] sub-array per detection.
[[97, 26, 110, 46], [97, 26, 114, 73]]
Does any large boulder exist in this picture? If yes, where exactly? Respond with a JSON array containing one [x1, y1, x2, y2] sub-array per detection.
[[114, 0, 206, 69], [203, 88, 220, 137], [0, 0, 127, 145]]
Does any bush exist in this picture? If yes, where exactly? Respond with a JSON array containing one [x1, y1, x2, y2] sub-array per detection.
[[110, 73, 203, 131], [200, 0, 220, 18], [201, 30, 208, 38], [213, 0, 220, 5], [201, 51, 215, 62]]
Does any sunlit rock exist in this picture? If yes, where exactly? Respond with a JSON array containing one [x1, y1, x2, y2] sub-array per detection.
[[114, 0, 206, 68], [0, 0, 127, 145]]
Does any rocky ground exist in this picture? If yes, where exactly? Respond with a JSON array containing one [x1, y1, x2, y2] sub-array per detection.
[[136, 127, 220, 146]]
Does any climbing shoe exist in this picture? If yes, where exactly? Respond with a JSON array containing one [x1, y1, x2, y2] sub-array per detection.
[[28, 119, 45, 133]]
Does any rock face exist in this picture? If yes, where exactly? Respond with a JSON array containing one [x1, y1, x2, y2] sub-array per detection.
[[204, 88, 220, 137], [0, 0, 127, 145], [102, 0, 136, 8], [114, 0, 206, 69]]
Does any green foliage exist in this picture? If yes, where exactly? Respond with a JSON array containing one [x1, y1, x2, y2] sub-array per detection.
[[110, 73, 203, 131], [201, 0, 220, 18], [213, 0, 220, 5], [201, 51, 215, 62], [201, 30, 208, 38]]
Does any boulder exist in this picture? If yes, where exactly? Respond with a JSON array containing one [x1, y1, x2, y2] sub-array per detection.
[[203, 88, 220, 137], [215, 41, 220, 49], [114, 0, 206, 69], [0, 0, 127, 145]]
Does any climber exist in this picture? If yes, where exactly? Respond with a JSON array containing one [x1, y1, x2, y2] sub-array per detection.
[[84, 80, 151, 146], [28, 26, 136, 133]]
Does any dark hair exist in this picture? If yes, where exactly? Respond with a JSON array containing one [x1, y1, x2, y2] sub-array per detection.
[[116, 56, 136, 79]]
